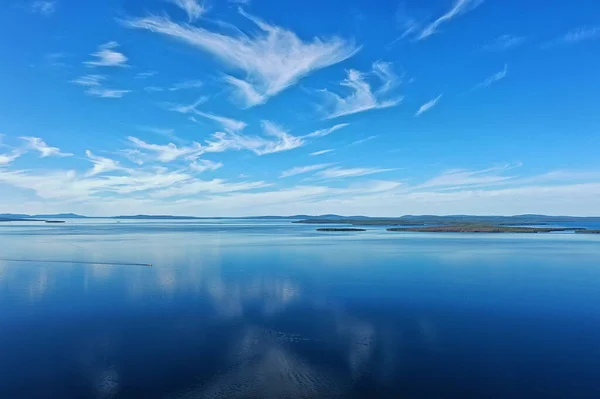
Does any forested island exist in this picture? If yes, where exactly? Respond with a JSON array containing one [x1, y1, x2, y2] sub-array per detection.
[[386, 225, 581, 233], [317, 228, 367, 232]]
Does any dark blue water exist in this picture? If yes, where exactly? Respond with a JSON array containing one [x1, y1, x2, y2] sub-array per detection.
[[1, 220, 600, 398]]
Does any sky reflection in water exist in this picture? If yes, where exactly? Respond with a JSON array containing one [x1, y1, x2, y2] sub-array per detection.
[[1, 221, 600, 398]]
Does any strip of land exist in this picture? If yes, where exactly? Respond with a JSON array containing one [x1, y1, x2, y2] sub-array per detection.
[[386, 225, 583, 233], [317, 228, 366, 232]]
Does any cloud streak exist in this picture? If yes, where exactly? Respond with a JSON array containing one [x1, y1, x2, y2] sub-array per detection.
[[20, 137, 72, 158], [474, 64, 507, 89], [415, 94, 442, 116], [417, 0, 483, 40], [482, 34, 525, 51], [85, 42, 129, 68], [280, 164, 331, 178], [0, 150, 23, 166], [544, 26, 600, 47], [123, 8, 359, 107], [310, 149, 334, 156], [320, 63, 402, 119], [170, 0, 206, 22], [316, 167, 396, 179], [30, 1, 56, 16]]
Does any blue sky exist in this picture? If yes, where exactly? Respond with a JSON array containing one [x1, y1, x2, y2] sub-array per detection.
[[1, 0, 600, 216]]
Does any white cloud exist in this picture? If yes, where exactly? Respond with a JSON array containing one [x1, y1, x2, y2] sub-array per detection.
[[71, 75, 130, 98], [70, 75, 106, 87], [144, 86, 164, 92], [545, 26, 600, 47], [85, 150, 124, 176], [85, 87, 131, 98], [127, 137, 203, 162], [350, 135, 377, 146], [417, 0, 483, 40], [187, 109, 247, 132], [189, 159, 223, 173], [0, 150, 23, 166], [310, 149, 334, 156], [482, 34, 525, 51], [320, 63, 402, 119], [303, 123, 349, 139], [85, 42, 129, 68], [316, 167, 396, 179], [415, 94, 442, 117], [135, 71, 158, 79], [256, 121, 304, 155], [31, 1, 55, 16], [418, 164, 519, 190], [170, 79, 203, 91], [280, 164, 331, 178], [119, 149, 145, 165], [123, 9, 359, 107], [149, 179, 270, 199], [169, 0, 206, 22], [474, 64, 507, 89], [20, 137, 72, 158], [372, 61, 399, 94], [199, 121, 306, 156]]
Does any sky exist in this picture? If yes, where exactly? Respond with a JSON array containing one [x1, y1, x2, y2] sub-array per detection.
[[1, 0, 600, 216]]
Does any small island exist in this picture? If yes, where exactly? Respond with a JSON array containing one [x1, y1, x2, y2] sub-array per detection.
[[316, 228, 367, 232], [386, 225, 582, 233], [45, 220, 66, 224], [576, 230, 600, 234]]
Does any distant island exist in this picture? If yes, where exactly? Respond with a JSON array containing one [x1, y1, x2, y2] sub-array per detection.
[[317, 228, 367, 232], [387, 225, 581, 233]]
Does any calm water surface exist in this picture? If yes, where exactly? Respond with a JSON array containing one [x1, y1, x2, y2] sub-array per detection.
[[1, 219, 600, 398]]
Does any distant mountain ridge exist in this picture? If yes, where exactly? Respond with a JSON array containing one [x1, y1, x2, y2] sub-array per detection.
[[2, 213, 600, 223]]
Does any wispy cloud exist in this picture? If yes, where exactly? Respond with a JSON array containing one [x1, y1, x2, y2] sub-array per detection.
[[135, 71, 158, 79], [415, 94, 442, 117], [310, 149, 334, 156], [31, 1, 56, 16], [190, 112, 247, 133], [85, 150, 124, 176], [85, 42, 129, 68], [20, 137, 72, 157], [170, 79, 203, 91], [144, 86, 164, 92], [170, 98, 246, 132], [474, 64, 507, 89], [256, 121, 304, 155], [316, 167, 396, 179], [303, 123, 349, 139], [200, 121, 306, 156], [0, 149, 23, 166], [280, 164, 331, 178], [127, 137, 203, 162], [123, 8, 359, 107], [85, 87, 131, 98], [189, 159, 223, 173], [482, 34, 525, 51], [320, 63, 402, 119], [418, 163, 520, 189], [70, 74, 106, 87], [350, 135, 377, 146], [417, 0, 483, 41], [71, 74, 130, 98], [544, 26, 600, 47], [136, 126, 184, 143], [170, 0, 206, 22]]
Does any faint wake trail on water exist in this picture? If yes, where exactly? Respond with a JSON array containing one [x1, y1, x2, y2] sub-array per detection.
[[0, 258, 152, 267]]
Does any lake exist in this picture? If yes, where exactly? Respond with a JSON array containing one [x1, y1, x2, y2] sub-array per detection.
[[1, 219, 600, 398]]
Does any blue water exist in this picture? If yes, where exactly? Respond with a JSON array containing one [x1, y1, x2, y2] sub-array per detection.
[[1, 219, 600, 398]]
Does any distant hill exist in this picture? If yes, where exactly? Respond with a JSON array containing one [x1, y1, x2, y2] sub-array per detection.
[[32, 213, 85, 218]]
